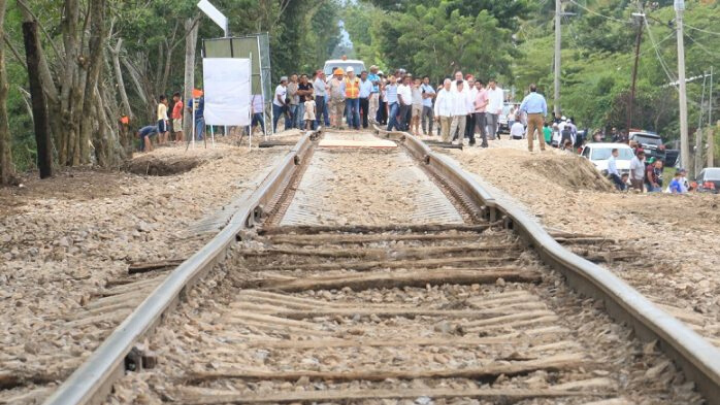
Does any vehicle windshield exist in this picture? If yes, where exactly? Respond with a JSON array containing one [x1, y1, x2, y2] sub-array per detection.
[[703, 168, 720, 180], [323, 63, 365, 76], [591, 148, 633, 160], [633, 134, 661, 146]]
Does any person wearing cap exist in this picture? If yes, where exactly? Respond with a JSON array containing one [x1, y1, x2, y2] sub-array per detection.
[[328, 68, 347, 129], [518, 83, 548, 152], [368, 66, 381, 124], [273, 76, 289, 133], [629, 150, 646, 192], [313, 71, 329, 129], [344, 67, 361, 130], [377, 73, 388, 125], [645, 158, 663, 192]]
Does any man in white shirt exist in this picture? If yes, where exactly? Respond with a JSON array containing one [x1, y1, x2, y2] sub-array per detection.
[[607, 148, 625, 191], [433, 79, 453, 143], [450, 71, 468, 93], [273, 76, 288, 133], [486, 79, 504, 140], [397, 75, 413, 131], [510, 121, 525, 140], [450, 80, 469, 145], [465, 76, 478, 145]]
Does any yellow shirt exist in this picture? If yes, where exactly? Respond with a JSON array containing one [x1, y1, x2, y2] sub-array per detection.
[[157, 103, 168, 121]]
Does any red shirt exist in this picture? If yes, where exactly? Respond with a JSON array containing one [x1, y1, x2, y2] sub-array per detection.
[[172, 101, 184, 119]]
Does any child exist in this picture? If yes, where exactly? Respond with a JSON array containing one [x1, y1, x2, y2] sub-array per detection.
[[303, 95, 316, 130], [157, 95, 169, 145]]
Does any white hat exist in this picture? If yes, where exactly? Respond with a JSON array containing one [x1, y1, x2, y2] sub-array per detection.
[[347, 67, 354, 73], [378, 70, 384, 75], [561, 116, 567, 121]]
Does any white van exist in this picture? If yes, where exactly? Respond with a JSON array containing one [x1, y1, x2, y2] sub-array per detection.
[[580, 143, 634, 175], [323, 59, 366, 76]]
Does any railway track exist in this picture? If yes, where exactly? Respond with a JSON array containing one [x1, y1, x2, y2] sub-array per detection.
[[41, 129, 720, 405]]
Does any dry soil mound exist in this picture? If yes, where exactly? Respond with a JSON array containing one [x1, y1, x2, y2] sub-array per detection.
[[522, 154, 614, 192]]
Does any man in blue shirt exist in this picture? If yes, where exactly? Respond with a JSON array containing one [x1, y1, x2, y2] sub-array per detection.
[[669, 171, 686, 194], [519, 84, 548, 152], [136, 125, 158, 152], [187, 96, 205, 141], [368, 66, 381, 124], [421, 76, 436, 135]]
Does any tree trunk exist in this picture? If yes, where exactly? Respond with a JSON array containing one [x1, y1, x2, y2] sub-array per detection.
[[182, 18, 199, 138], [693, 128, 704, 178], [60, 0, 80, 165], [708, 125, 715, 168], [0, 0, 17, 185], [111, 39, 133, 120], [22, 21, 52, 178], [79, 0, 107, 164]]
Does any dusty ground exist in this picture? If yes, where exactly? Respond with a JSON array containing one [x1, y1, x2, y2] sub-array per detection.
[[0, 141, 288, 403], [442, 138, 720, 344]]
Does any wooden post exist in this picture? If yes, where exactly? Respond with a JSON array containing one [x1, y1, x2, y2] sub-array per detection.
[[709, 122, 717, 168], [22, 21, 52, 179]]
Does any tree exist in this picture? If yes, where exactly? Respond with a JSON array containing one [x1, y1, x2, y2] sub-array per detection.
[[371, 2, 517, 81], [0, 0, 16, 185]]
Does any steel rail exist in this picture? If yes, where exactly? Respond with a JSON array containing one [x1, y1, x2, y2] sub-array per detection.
[[42, 129, 322, 405], [375, 126, 720, 404], [44, 126, 720, 405]]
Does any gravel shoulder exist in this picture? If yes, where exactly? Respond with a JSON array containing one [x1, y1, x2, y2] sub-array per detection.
[[441, 139, 720, 345], [0, 142, 287, 403]]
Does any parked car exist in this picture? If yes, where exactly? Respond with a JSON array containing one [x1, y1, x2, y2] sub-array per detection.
[[323, 59, 366, 77], [664, 148, 680, 168], [695, 167, 720, 194], [580, 143, 634, 175], [628, 131, 666, 162]]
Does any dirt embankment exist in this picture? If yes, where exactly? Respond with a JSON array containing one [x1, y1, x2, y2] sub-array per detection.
[[444, 139, 720, 345]]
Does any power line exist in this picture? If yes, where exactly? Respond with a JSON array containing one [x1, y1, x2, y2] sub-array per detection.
[[685, 31, 720, 59], [566, 0, 631, 24], [685, 24, 720, 37], [643, 16, 678, 86]]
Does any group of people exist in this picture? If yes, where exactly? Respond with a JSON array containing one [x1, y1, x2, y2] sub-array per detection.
[[136, 93, 205, 152], [607, 146, 688, 194]]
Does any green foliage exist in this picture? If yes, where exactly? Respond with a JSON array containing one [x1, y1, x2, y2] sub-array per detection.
[[350, 0, 517, 82]]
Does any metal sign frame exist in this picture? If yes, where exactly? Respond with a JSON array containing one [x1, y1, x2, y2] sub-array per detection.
[[202, 33, 273, 137]]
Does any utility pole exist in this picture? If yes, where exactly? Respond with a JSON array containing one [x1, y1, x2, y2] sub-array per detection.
[[628, 10, 644, 132], [554, 0, 562, 118], [675, 0, 690, 172]]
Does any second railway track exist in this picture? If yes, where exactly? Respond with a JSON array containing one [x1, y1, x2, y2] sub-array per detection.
[[44, 129, 720, 405]]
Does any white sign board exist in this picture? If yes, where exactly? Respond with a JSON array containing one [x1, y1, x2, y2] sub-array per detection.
[[203, 58, 252, 126], [197, 0, 228, 36]]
